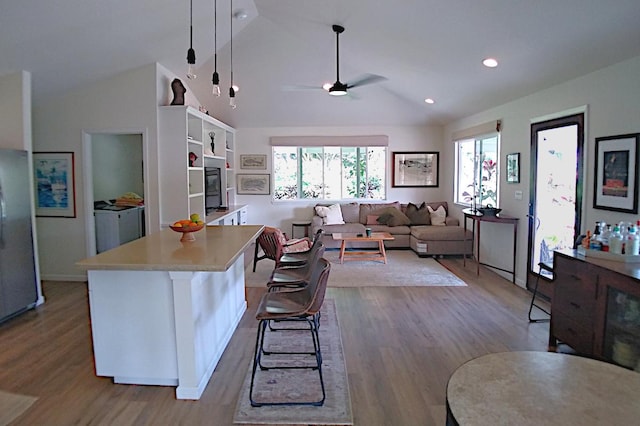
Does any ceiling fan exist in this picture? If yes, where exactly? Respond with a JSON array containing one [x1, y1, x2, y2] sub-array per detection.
[[287, 24, 387, 97]]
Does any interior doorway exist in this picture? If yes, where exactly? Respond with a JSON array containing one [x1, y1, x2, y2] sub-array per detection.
[[527, 113, 584, 298], [82, 131, 147, 257]]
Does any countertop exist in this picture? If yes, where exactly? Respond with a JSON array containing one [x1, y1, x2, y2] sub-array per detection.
[[77, 225, 263, 272], [205, 204, 247, 224]]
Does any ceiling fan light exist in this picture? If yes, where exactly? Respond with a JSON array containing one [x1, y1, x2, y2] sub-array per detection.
[[329, 88, 347, 96]]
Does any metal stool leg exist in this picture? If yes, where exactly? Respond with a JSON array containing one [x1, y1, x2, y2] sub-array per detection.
[[528, 265, 551, 322]]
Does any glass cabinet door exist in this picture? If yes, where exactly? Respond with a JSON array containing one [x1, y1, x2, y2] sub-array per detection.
[[605, 287, 640, 370]]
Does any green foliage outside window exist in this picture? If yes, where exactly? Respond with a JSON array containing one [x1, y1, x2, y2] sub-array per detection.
[[273, 146, 386, 200]]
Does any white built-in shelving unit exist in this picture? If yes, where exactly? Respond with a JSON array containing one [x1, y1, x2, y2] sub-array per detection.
[[158, 106, 235, 226]]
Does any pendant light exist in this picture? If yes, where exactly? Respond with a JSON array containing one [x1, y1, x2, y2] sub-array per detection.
[[211, 0, 220, 96], [229, 0, 236, 108], [186, 0, 196, 79]]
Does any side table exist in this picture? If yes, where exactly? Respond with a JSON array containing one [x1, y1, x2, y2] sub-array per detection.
[[291, 220, 312, 239], [463, 208, 519, 283]]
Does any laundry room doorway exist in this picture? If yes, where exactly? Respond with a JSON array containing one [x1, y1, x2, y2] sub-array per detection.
[[83, 130, 147, 256]]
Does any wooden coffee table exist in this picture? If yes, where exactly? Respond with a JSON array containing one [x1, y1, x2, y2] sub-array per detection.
[[332, 232, 395, 264]]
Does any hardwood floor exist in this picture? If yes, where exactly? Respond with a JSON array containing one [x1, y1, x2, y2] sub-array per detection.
[[0, 257, 550, 425]]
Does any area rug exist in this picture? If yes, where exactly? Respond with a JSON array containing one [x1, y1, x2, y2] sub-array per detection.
[[233, 299, 353, 425], [246, 249, 467, 288], [0, 390, 37, 426]]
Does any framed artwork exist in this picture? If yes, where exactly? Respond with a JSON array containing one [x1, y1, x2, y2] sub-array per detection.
[[237, 174, 270, 195], [593, 133, 640, 214], [392, 152, 439, 187], [506, 152, 520, 183], [240, 154, 267, 170], [33, 152, 76, 217]]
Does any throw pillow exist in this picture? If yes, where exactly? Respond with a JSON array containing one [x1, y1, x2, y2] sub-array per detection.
[[315, 203, 345, 225], [427, 205, 446, 226], [366, 215, 380, 225], [376, 207, 411, 227], [406, 202, 430, 225]]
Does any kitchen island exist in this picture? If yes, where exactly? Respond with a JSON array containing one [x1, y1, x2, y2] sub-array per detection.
[[76, 225, 263, 400]]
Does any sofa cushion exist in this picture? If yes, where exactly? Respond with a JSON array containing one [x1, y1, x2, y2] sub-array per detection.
[[340, 202, 360, 223], [427, 205, 447, 226], [359, 202, 400, 223], [315, 203, 345, 225], [320, 223, 366, 235], [411, 225, 471, 241], [406, 202, 431, 225], [369, 224, 411, 235]]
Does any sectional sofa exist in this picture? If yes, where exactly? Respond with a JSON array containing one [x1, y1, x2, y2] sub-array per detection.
[[310, 201, 473, 256]]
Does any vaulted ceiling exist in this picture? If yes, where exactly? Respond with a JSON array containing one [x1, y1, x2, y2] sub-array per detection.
[[2, 1, 640, 128]]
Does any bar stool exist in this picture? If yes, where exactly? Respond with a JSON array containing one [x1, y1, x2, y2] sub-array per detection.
[[528, 261, 553, 322]]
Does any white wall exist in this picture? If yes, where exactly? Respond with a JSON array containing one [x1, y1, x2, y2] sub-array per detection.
[[91, 134, 144, 201], [0, 71, 31, 151], [33, 64, 159, 280], [444, 54, 640, 288], [235, 125, 445, 230], [33, 62, 206, 280]]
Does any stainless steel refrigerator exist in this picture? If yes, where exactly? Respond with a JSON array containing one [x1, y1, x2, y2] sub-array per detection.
[[0, 148, 38, 323]]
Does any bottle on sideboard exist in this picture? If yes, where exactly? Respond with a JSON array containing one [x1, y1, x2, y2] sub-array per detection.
[[610, 225, 623, 254], [627, 225, 640, 256]]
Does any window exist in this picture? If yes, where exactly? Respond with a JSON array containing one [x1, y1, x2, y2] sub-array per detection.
[[273, 146, 386, 200], [454, 134, 499, 208]]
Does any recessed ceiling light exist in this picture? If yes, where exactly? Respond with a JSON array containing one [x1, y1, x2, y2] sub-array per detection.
[[322, 83, 332, 91], [483, 58, 498, 68], [424, 98, 435, 104], [232, 85, 239, 92]]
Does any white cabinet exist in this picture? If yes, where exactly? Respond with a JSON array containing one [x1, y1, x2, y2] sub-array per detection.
[[158, 106, 235, 226], [95, 207, 144, 253]]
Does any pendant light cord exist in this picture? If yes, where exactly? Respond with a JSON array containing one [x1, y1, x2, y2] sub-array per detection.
[[214, 0, 217, 70], [230, 0, 233, 87]]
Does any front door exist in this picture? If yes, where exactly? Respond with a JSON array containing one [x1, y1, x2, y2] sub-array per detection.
[[527, 113, 584, 297]]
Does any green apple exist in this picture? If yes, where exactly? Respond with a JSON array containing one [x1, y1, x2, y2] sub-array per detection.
[[190, 213, 200, 222]]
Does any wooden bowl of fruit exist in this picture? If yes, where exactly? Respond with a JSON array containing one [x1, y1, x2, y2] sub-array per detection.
[[169, 215, 205, 242]]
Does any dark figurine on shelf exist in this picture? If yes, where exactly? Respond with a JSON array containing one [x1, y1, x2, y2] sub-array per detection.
[[170, 78, 186, 105], [189, 152, 197, 167], [208, 131, 215, 154]]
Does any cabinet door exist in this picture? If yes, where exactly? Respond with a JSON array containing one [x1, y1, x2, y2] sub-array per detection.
[[551, 254, 598, 354], [602, 279, 640, 369], [553, 255, 597, 326]]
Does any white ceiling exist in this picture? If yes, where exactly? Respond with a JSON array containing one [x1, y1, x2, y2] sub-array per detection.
[[2, 0, 640, 128]]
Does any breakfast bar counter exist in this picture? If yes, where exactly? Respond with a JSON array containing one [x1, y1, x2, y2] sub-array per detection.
[[77, 225, 264, 400]]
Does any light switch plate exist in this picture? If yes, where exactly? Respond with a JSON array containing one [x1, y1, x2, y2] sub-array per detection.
[[515, 190, 523, 200]]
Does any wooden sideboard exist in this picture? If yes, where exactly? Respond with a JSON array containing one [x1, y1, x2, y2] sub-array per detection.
[[550, 249, 640, 370]]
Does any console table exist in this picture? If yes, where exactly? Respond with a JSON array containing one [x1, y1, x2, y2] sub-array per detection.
[[446, 351, 640, 426], [463, 208, 519, 283]]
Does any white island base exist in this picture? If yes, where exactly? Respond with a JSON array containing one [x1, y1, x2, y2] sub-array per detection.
[[78, 225, 263, 400], [88, 257, 245, 399]]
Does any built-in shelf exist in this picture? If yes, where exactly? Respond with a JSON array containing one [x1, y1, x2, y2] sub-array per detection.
[[158, 106, 235, 227]]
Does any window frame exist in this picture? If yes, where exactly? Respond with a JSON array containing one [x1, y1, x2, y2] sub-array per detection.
[[271, 145, 387, 202], [454, 132, 500, 209]]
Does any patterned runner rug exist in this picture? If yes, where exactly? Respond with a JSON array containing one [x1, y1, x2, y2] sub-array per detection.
[[233, 299, 353, 425], [246, 249, 467, 288]]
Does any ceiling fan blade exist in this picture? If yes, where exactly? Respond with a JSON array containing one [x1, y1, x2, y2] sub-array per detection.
[[346, 73, 387, 89]]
